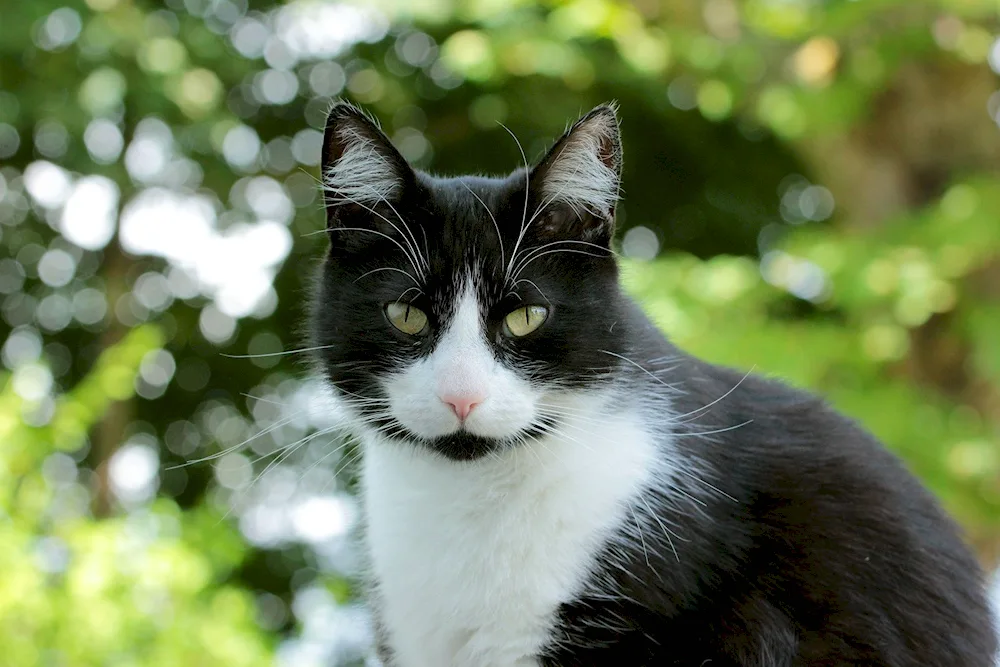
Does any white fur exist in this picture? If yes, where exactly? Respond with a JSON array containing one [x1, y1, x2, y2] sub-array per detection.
[[360, 283, 666, 666], [385, 288, 537, 440], [324, 126, 402, 207], [362, 403, 659, 667], [990, 571, 1000, 667], [541, 115, 620, 218]]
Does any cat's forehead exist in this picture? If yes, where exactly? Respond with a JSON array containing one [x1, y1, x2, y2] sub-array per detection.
[[413, 172, 527, 284], [419, 172, 526, 226]]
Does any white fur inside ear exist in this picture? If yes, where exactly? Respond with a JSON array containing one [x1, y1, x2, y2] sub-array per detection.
[[540, 115, 620, 218], [323, 126, 403, 207]]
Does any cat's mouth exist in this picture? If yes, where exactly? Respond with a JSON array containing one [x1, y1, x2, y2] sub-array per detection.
[[377, 417, 556, 461]]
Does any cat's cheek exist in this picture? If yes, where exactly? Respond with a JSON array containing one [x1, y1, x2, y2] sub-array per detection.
[[462, 373, 539, 438], [383, 364, 460, 438]]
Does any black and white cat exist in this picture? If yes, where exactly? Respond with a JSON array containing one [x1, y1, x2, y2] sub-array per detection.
[[310, 101, 997, 666]]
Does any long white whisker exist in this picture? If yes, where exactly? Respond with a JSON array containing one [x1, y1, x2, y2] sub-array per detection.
[[676, 420, 754, 438], [297, 435, 357, 483], [245, 425, 343, 466], [221, 344, 337, 359], [512, 247, 608, 279], [308, 188, 426, 280], [312, 223, 425, 280], [597, 349, 683, 393], [393, 286, 423, 304], [459, 179, 504, 270], [217, 428, 323, 524], [671, 368, 756, 423], [510, 239, 616, 282], [354, 266, 422, 286], [532, 409, 735, 510], [507, 278, 552, 306], [166, 414, 300, 469], [334, 449, 364, 478], [499, 122, 532, 284], [360, 183, 429, 274], [506, 157, 607, 285], [241, 392, 289, 407]]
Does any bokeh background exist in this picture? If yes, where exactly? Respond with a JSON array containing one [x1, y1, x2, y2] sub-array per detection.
[[2, 0, 1000, 664]]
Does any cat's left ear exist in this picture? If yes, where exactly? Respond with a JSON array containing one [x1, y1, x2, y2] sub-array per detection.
[[529, 103, 622, 243]]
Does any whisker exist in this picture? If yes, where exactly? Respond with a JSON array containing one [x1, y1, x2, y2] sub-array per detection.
[[597, 349, 684, 394], [360, 183, 429, 274], [241, 392, 289, 407], [510, 239, 616, 283], [306, 193, 426, 281], [459, 179, 505, 271], [166, 414, 301, 469], [671, 367, 756, 423], [506, 157, 611, 285], [508, 278, 552, 306], [221, 344, 337, 359], [531, 409, 735, 509], [354, 266, 422, 286], [499, 122, 532, 285], [393, 286, 424, 304], [512, 247, 608, 278], [297, 435, 357, 483], [676, 420, 754, 438], [245, 424, 343, 466], [334, 449, 364, 478]]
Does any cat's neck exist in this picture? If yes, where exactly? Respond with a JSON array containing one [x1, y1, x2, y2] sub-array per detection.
[[358, 399, 669, 667]]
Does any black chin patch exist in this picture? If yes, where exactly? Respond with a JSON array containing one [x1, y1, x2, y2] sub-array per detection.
[[418, 420, 556, 462], [426, 432, 503, 461]]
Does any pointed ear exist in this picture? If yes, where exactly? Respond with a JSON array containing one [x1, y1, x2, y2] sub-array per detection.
[[322, 102, 414, 228], [529, 103, 622, 242]]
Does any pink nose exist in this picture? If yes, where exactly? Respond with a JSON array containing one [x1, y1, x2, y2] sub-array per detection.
[[441, 394, 483, 421]]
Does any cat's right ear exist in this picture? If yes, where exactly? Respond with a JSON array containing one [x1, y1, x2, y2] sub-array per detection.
[[321, 102, 414, 229]]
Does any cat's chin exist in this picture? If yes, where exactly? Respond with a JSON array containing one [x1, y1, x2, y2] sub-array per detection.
[[390, 424, 551, 462], [424, 432, 507, 461]]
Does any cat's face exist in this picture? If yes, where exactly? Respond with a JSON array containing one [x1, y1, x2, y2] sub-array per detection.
[[312, 103, 628, 461]]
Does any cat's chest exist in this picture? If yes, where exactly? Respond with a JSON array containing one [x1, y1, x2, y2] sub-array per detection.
[[360, 420, 658, 667]]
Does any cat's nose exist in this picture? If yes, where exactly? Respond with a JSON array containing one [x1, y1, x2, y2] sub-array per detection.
[[441, 394, 484, 422]]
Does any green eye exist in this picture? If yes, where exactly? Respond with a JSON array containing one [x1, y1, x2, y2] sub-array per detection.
[[386, 302, 428, 335], [504, 305, 548, 337]]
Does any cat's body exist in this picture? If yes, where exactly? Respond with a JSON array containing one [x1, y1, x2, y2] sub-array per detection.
[[311, 102, 997, 666]]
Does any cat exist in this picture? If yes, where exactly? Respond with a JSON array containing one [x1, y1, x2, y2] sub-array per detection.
[[310, 101, 998, 667]]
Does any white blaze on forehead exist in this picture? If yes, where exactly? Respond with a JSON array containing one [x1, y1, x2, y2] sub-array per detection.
[[432, 286, 492, 399], [381, 280, 538, 441]]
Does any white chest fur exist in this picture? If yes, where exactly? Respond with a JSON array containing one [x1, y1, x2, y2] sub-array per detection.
[[361, 412, 658, 667]]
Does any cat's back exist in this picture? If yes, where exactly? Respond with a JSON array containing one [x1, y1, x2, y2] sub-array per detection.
[[620, 352, 998, 665]]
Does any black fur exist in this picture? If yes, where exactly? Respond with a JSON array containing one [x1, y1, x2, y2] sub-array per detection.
[[545, 316, 997, 665], [311, 102, 996, 666], [313, 103, 624, 460]]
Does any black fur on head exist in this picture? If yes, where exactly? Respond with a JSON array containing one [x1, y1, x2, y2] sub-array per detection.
[[311, 102, 628, 458]]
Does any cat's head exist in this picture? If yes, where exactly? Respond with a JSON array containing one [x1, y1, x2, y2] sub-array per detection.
[[312, 102, 629, 461]]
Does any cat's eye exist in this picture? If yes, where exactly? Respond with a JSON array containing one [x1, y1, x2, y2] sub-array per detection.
[[504, 306, 548, 337], [386, 302, 429, 336]]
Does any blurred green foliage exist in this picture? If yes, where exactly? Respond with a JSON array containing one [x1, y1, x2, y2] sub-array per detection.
[[0, 327, 273, 666], [1, 0, 999, 664]]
